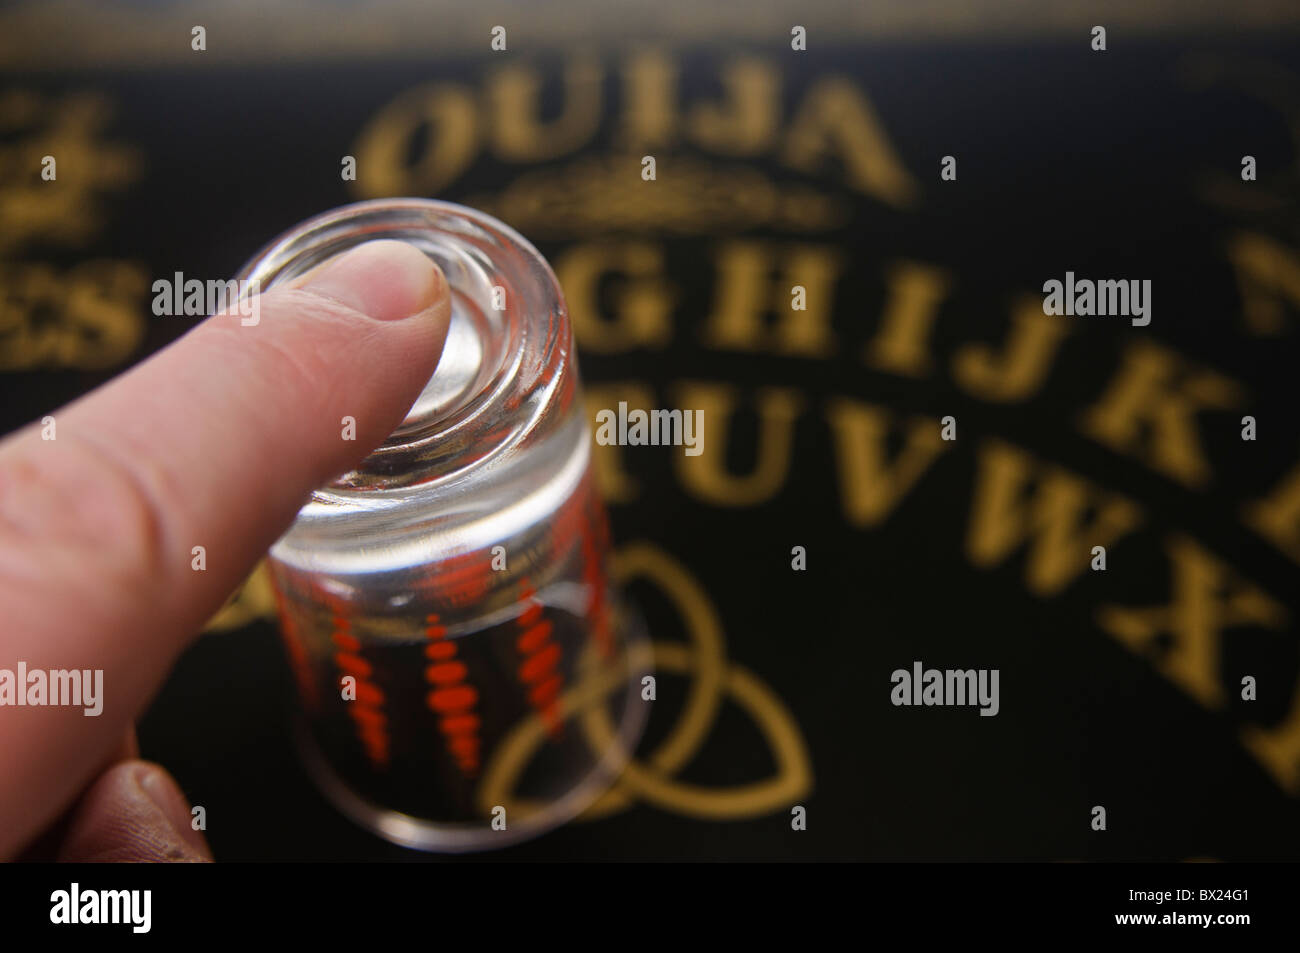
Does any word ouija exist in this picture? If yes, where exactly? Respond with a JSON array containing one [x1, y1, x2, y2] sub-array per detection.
[[50, 883, 151, 934], [1042, 272, 1152, 326], [891, 661, 1000, 717], [353, 52, 919, 207], [0, 663, 103, 716]]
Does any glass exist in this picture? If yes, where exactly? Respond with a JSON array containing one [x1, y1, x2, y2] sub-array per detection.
[[236, 199, 649, 852]]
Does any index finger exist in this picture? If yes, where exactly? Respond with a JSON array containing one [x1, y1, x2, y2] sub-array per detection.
[[0, 240, 450, 856]]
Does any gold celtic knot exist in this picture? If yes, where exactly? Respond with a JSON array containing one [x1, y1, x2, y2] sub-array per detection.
[[477, 541, 813, 821]]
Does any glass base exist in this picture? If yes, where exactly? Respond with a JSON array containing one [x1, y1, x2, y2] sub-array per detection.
[[295, 627, 652, 853]]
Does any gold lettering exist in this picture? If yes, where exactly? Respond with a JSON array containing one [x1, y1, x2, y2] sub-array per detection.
[[967, 440, 1142, 596], [0, 259, 145, 371], [0, 262, 61, 368], [556, 242, 674, 353], [1243, 680, 1300, 795], [1226, 231, 1300, 336], [701, 241, 840, 357], [619, 49, 677, 150], [862, 261, 949, 376], [59, 259, 147, 369], [781, 79, 918, 207], [353, 83, 478, 197], [825, 400, 948, 527], [674, 383, 802, 507], [1243, 461, 1300, 566], [0, 92, 139, 254], [1097, 535, 1286, 709], [1078, 340, 1243, 488], [688, 57, 779, 155], [952, 295, 1071, 402], [490, 58, 602, 161]]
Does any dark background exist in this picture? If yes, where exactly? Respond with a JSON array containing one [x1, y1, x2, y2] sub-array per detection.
[[2, 0, 1299, 860]]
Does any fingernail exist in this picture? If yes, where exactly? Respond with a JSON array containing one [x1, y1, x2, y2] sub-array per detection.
[[136, 764, 212, 858], [297, 239, 445, 321]]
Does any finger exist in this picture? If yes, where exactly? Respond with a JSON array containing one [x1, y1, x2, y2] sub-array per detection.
[[0, 240, 450, 857], [54, 760, 212, 862]]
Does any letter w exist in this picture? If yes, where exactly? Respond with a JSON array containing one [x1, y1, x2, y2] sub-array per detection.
[[967, 439, 1141, 596]]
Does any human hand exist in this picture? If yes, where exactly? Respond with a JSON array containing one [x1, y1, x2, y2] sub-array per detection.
[[0, 240, 451, 860]]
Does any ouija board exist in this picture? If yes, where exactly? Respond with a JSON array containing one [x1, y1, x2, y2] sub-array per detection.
[[2, 1, 1300, 861]]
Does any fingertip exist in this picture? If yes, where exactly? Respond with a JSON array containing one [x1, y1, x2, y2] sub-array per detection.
[[289, 239, 448, 324], [54, 760, 212, 863]]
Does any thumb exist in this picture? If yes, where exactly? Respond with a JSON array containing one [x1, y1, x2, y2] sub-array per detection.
[[0, 239, 450, 857], [54, 761, 213, 862]]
